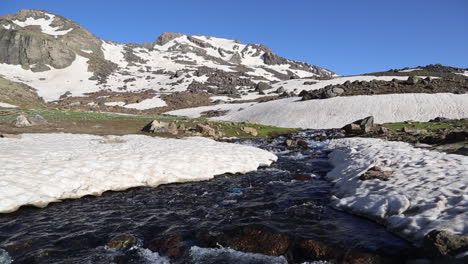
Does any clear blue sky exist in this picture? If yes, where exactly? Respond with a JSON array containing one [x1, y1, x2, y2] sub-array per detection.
[[2, 0, 467, 75]]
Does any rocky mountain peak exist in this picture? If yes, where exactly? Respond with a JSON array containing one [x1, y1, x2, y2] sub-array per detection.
[[155, 32, 185, 46]]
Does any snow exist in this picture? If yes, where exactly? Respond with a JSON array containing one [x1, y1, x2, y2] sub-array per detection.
[[123, 96, 167, 109], [0, 133, 277, 213], [12, 13, 73, 36], [104, 101, 126, 107], [325, 137, 468, 242], [2, 24, 12, 30], [0, 55, 96, 101], [190, 246, 287, 264], [456, 71, 468, 77], [81, 49, 93, 54], [167, 102, 258, 118], [183, 93, 468, 129], [0, 102, 17, 108], [399, 68, 422, 72]]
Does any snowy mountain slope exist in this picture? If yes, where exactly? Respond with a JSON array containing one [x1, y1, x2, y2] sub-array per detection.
[[0, 9, 334, 106], [168, 93, 468, 129]]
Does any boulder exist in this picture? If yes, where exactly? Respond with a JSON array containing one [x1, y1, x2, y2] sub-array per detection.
[[342, 123, 362, 133], [423, 230, 468, 258], [407, 75, 420, 85], [13, 115, 32, 127], [342, 116, 375, 134], [241, 126, 258, 136], [195, 124, 217, 137], [255, 82, 271, 92], [142, 120, 178, 135], [28, 114, 47, 125]]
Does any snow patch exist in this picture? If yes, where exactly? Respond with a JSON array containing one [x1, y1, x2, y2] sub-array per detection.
[[123, 96, 167, 110], [104, 101, 125, 107], [0, 55, 96, 101], [12, 14, 73, 36], [81, 49, 93, 54], [0, 133, 277, 213], [0, 102, 17, 108], [399, 68, 422, 72], [167, 102, 258, 118], [1, 24, 12, 30], [325, 138, 468, 242], [195, 93, 468, 129]]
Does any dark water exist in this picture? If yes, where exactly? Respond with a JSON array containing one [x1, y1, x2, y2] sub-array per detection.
[[0, 130, 413, 263]]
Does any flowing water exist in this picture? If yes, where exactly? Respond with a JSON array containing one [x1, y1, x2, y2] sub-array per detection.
[[0, 130, 413, 263]]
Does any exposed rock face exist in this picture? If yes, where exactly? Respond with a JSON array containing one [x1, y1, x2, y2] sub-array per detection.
[[0, 9, 104, 71], [154, 32, 185, 46]]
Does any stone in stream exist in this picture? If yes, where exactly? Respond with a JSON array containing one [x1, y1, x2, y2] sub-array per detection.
[[106, 234, 140, 250]]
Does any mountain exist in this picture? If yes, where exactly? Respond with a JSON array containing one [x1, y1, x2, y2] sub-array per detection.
[[0, 9, 335, 110]]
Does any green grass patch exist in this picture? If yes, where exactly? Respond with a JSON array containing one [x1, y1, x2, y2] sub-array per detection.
[[383, 120, 467, 132]]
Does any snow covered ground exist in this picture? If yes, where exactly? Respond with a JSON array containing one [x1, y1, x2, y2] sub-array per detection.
[[190, 246, 288, 264], [168, 93, 468, 129], [123, 96, 167, 109], [325, 138, 468, 242], [0, 134, 277, 213], [0, 102, 17, 108]]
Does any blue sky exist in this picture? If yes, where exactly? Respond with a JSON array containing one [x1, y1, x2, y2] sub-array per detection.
[[2, 0, 467, 75]]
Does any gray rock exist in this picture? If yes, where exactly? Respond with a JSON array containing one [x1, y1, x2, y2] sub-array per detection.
[[28, 114, 47, 125], [407, 75, 420, 85], [241, 126, 258, 137], [255, 82, 271, 92], [142, 120, 178, 135]]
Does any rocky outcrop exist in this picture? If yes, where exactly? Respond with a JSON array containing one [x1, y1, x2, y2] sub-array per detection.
[[154, 32, 185, 46]]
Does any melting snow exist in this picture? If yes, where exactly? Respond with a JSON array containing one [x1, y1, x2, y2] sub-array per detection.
[[180, 93, 468, 129], [1, 24, 12, 30], [0, 133, 277, 213], [0, 102, 17, 108], [12, 13, 73, 36], [123, 96, 167, 109], [325, 138, 468, 242]]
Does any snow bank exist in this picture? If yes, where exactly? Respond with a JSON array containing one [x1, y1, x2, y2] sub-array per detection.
[[0, 102, 17, 108], [185, 93, 468, 129], [0, 134, 277, 213], [123, 96, 167, 109], [325, 138, 468, 242]]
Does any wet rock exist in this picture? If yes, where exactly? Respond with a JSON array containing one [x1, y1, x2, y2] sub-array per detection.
[[106, 234, 139, 250], [359, 167, 392, 181], [342, 250, 382, 264], [13, 115, 32, 127], [285, 138, 309, 149], [423, 230, 468, 258], [147, 235, 187, 258], [296, 239, 339, 260], [219, 225, 290, 256], [241, 126, 258, 136]]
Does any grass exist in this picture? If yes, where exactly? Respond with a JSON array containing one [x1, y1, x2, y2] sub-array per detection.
[[0, 107, 296, 138], [382, 120, 467, 132]]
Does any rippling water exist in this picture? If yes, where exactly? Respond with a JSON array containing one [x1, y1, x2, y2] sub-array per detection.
[[0, 130, 412, 263]]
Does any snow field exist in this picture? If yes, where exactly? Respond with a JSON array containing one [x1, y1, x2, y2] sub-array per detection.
[[325, 138, 468, 242], [0, 134, 277, 213]]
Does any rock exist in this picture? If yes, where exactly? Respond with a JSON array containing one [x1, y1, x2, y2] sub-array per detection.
[[342, 123, 362, 133], [147, 235, 186, 258], [28, 114, 47, 125], [142, 120, 178, 135], [402, 127, 428, 135], [0, 134, 22, 139], [407, 75, 420, 85], [275, 86, 285, 94], [331, 87, 345, 95], [359, 166, 392, 181], [255, 82, 271, 92], [356, 116, 374, 130], [106, 234, 139, 250], [241, 126, 258, 136], [195, 124, 217, 137], [13, 115, 32, 127], [378, 126, 390, 134], [296, 239, 339, 259], [423, 230, 468, 258], [285, 138, 308, 149]]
